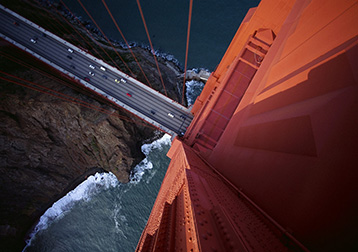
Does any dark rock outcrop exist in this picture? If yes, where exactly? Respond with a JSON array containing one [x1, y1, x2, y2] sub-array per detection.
[[0, 1, 187, 250], [0, 41, 182, 250]]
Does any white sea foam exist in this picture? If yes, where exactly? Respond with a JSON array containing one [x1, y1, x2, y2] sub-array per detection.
[[24, 172, 118, 249], [113, 203, 128, 239], [130, 134, 171, 184], [141, 134, 171, 155], [24, 134, 171, 250], [186, 79, 205, 106]]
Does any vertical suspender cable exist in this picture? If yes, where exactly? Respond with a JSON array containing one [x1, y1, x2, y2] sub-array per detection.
[[76, 0, 135, 77], [56, 0, 107, 60], [136, 0, 167, 96], [0, 71, 156, 129], [182, 0, 194, 105], [101, 0, 152, 88], [33, 0, 84, 49], [60, 0, 118, 66], [63, 2, 124, 73]]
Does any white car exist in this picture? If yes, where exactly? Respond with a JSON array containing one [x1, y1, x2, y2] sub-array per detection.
[[68, 48, 73, 53], [167, 112, 175, 118], [89, 64, 95, 69], [120, 78, 127, 83], [100, 66, 106, 71], [89, 71, 95, 76], [30, 38, 37, 43]]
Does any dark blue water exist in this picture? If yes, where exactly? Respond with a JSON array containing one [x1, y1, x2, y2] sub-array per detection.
[[61, 0, 259, 70], [24, 135, 172, 252], [23, 1, 260, 251]]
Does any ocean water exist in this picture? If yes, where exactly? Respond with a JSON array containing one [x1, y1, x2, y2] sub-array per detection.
[[22, 84, 202, 251], [23, 1, 260, 251], [186, 79, 205, 106], [60, 0, 259, 71], [24, 135, 172, 252]]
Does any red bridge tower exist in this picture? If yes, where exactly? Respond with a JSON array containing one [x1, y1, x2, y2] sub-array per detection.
[[136, 0, 358, 251]]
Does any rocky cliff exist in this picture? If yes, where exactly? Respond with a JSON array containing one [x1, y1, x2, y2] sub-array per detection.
[[0, 35, 183, 250]]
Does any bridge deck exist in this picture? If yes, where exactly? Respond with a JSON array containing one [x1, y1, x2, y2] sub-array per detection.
[[0, 4, 193, 136]]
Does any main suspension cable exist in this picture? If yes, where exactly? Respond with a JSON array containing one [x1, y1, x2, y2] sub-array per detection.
[[0, 72, 156, 129], [136, 0, 167, 96], [55, 0, 126, 73], [182, 0, 194, 105], [76, 0, 135, 77], [0, 49, 162, 131], [0, 50, 104, 101], [32, 0, 85, 49], [47, 0, 105, 60], [101, 0, 152, 88], [1, 70, 107, 113], [59, 0, 119, 67]]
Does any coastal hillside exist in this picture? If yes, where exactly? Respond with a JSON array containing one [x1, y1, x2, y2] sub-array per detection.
[[0, 1, 185, 250]]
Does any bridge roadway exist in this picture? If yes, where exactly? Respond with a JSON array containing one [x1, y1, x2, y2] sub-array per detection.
[[0, 5, 193, 136]]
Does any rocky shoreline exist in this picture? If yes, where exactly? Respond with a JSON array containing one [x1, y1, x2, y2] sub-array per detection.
[[0, 57, 163, 250], [0, 1, 188, 250]]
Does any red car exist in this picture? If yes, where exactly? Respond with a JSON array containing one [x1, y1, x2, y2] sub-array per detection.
[[84, 77, 90, 82], [126, 93, 132, 97]]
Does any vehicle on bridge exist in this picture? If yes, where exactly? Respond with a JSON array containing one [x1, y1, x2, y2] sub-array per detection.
[[115, 78, 126, 84], [0, 5, 194, 136]]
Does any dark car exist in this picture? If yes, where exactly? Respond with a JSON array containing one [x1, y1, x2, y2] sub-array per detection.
[[30, 37, 37, 43], [67, 55, 72, 60], [150, 110, 156, 115]]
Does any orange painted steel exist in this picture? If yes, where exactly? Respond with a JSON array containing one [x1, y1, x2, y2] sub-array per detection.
[[43, 0, 102, 60], [136, 0, 358, 251], [59, 0, 110, 62], [136, 0, 167, 96], [101, 0, 153, 88], [76, 0, 134, 76], [182, 0, 194, 105], [0, 72, 154, 129]]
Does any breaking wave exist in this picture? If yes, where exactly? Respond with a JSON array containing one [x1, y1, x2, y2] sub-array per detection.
[[23, 172, 118, 250], [186, 79, 205, 106], [130, 134, 171, 184], [23, 133, 172, 251]]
